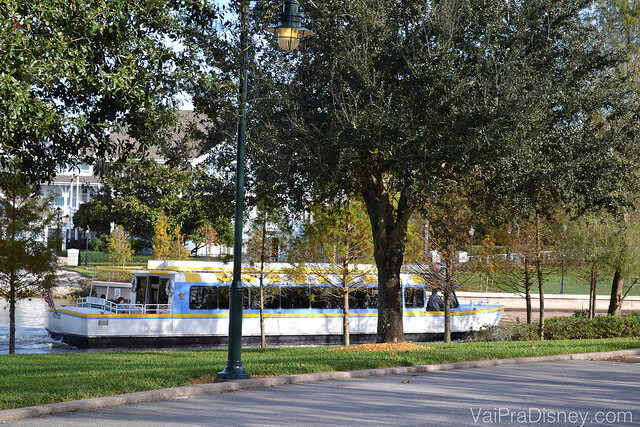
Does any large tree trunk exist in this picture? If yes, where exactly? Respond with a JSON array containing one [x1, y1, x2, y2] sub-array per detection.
[[362, 175, 412, 343], [524, 255, 532, 324], [588, 263, 598, 319], [9, 283, 16, 354], [9, 272, 16, 354], [608, 269, 624, 316]]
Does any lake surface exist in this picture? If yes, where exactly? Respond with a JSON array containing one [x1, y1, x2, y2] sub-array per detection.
[[0, 298, 79, 354]]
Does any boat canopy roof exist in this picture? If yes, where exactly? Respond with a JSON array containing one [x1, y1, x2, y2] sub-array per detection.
[[95, 260, 449, 287]]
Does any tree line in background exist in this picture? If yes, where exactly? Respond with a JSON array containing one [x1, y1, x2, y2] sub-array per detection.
[[2, 0, 640, 346]]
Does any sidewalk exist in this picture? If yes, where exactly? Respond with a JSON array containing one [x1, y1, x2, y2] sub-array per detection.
[[2, 348, 640, 425]]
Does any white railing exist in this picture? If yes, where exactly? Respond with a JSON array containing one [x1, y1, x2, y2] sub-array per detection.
[[77, 297, 172, 314]]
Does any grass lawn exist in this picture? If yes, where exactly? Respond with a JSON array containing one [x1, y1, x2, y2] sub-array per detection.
[[461, 267, 640, 296], [0, 338, 638, 410]]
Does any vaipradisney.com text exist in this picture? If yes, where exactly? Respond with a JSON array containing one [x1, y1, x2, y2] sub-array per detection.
[[470, 407, 633, 426]]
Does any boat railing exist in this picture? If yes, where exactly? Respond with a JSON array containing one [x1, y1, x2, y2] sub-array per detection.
[[77, 297, 173, 314]]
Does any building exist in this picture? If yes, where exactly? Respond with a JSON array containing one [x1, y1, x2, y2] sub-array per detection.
[[39, 110, 232, 258]]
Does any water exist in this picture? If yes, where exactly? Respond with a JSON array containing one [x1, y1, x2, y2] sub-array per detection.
[[0, 298, 78, 354]]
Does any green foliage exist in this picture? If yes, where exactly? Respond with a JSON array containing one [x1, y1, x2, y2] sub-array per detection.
[[292, 200, 374, 267], [106, 225, 133, 266], [153, 215, 190, 260], [89, 237, 106, 252], [0, 167, 58, 353], [152, 215, 172, 260], [544, 312, 640, 340], [0, 169, 59, 295], [169, 227, 191, 260], [0, 0, 220, 182], [72, 202, 112, 236], [474, 312, 640, 341], [85, 158, 234, 248], [237, 0, 640, 342], [245, 205, 291, 264]]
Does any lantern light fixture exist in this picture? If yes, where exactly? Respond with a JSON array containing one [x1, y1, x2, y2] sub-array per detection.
[[266, 0, 314, 51]]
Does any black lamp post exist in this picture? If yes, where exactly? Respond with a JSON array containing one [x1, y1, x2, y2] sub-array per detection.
[[55, 207, 62, 251], [218, 0, 313, 380], [85, 225, 90, 267]]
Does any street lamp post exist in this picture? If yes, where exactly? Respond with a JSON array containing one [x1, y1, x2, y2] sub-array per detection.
[[468, 226, 475, 259], [55, 207, 62, 252], [85, 225, 90, 267], [218, 0, 313, 380]]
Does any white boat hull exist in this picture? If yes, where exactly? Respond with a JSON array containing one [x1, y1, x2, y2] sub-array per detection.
[[47, 305, 504, 348]]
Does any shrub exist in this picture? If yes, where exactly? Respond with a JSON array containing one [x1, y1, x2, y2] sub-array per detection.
[[473, 312, 640, 342], [90, 237, 106, 252]]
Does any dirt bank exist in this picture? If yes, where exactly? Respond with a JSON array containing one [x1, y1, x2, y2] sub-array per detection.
[[53, 269, 90, 298]]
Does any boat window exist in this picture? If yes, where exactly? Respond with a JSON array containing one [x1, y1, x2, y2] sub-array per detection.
[[189, 286, 218, 310], [404, 286, 425, 309], [450, 289, 460, 308], [246, 286, 279, 310], [158, 278, 169, 305], [427, 289, 460, 310], [135, 276, 148, 304], [149, 276, 160, 304], [310, 286, 340, 309], [280, 285, 310, 309], [219, 286, 230, 309], [351, 287, 377, 309]]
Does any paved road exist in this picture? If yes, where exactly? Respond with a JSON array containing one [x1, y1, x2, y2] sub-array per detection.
[[6, 359, 639, 426]]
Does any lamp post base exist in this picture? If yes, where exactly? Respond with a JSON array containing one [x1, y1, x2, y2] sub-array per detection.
[[218, 363, 251, 380]]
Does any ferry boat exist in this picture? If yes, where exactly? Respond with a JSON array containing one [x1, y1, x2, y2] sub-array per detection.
[[46, 260, 505, 348]]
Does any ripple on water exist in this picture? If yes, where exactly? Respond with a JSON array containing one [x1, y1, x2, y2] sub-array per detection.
[[1, 297, 80, 354]]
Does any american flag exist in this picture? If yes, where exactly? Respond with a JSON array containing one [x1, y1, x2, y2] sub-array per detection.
[[43, 290, 55, 310]]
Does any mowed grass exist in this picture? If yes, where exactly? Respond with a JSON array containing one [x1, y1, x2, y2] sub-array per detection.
[[1, 338, 638, 410]]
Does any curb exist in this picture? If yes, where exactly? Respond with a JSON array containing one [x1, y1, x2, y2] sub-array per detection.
[[2, 348, 639, 424]]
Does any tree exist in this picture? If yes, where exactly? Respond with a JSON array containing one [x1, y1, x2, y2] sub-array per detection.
[[169, 226, 191, 261], [106, 225, 133, 267], [563, 215, 609, 319], [416, 180, 473, 343], [291, 200, 374, 346], [494, 221, 538, 324], [1, 0, 220, 182], [152, 215, 172, 261], [152, 214, 191, 260], [600, 210, 640, 315], [242, 0, 633, 342], [82, 159, 234, 249], [72, 199, 112, 236], [190, 225, 220, 259], [244, 204, 291, 348], [0, 168, 57, 354]]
